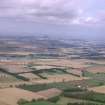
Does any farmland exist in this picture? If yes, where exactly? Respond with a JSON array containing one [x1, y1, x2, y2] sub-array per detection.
[[19, 101, 58, 105], [0, 88, 45, 105], [89, 86, 105, 94], [0, 36, 105, 105], [85, 65, 105, 73]]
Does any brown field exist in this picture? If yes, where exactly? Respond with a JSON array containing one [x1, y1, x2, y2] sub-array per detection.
[[0, 65, 32, 74], [33, 65, 64, 70], [36, 88, 62, 99], [86, 66, 105, 73], [66, 69, 82, 77], [1, 58, 105, 68], [0, 101, 9, 105], [31, 59, 90, 68], [0, 59, 88, 68], [0, 88, 45, 105], [40, 74, 88, 83], [89, 86, 105, 94], [32, 59, 105, 68]]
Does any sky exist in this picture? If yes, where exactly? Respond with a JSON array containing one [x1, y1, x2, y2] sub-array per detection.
[[0, 0, 105, 40]]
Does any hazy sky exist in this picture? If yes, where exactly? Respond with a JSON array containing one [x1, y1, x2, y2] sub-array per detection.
[[0, 0, 105, 39]]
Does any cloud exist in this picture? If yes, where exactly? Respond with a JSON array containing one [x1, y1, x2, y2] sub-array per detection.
[[0, 0, 104, 25], [0, 0, 83, 24]]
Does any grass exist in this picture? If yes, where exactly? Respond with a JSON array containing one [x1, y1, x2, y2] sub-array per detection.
[[84, 71, 105, 79], [18, 82, 76, 92], [38, 69, 67, 78], [57, 97, 84, 105], [21, 101, 58, 105], [82, 71, 105, 87], [82, 71, 94, 77], [57, 97, 105, 105], [64, 91, 105, 103]]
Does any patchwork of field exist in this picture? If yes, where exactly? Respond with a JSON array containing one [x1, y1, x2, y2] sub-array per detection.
[[1, 58, 105, 66], [1, 34, 105, 105], [0, 87, 62, 105], [18, 82, 105, 105], [0, 59, 90, 89], [31, 59, 105, 68], [40, 74, 87, 81], [31, 59, 89, 68], [1, 58, 105, 69], [0, 59, 105, 105]]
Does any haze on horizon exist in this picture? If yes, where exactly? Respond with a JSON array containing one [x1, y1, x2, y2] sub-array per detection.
[[0, 0, 105, 40]]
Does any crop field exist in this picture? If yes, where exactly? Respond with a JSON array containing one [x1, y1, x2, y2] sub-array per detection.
[[38, 68, 69, 78], [31, 59, 91, 68], [28, 66, 86, 82], [85, 65, 105, 73], [0, 65, 32, 74], [0, 55, 105, 105], [89, 86, 105, 94], [18, 83, 105, 105], [1, 25, 105, 105], [18, 82, 77, 92], [33, 59, 105, 67], [0, 88, 45, 105], [36, 88, 62, 99], [18, 73, 41, 80], [81, 71, 105, 87], [56, 97, 105, 105], [41, 74, 86, 82], [20, 101, 58, 105], [0, 72, 20, 83]]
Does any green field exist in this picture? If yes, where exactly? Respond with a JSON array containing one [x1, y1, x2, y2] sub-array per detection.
[[57, 97, 105, 105], [40, 69, 67, 76], [21, 101, 59, 105], [82, 71, 105, 87], [18, 82, 76, 92], [64, 91, 105, 103]]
